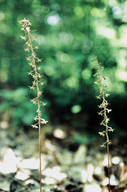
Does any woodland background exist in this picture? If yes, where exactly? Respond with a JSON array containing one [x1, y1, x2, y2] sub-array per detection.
[[0, 0, 127, 145]]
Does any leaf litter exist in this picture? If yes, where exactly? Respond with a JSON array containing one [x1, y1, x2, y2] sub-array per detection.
[[0, 124, 127, 192]]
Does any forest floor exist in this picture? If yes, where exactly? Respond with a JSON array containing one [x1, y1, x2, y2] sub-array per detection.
[[0, 124, 127, 192]]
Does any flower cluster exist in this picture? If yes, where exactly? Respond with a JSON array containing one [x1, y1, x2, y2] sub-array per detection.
[[93, 57, 113, 148], [18, 18, 47, 128]]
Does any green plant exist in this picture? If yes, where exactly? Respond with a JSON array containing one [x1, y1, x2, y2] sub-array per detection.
[[93, 57, 114, 192], [18, 18, 47, 192]]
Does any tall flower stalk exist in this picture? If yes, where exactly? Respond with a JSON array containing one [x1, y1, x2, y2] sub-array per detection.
[[18, 18, 47, 192], [93, 57, 114, 192]]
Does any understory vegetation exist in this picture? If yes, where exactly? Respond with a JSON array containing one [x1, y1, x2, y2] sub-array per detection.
[[0, 1, 127, 141]]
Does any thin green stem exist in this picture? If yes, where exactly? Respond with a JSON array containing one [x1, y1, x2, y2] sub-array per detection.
[[19, 19, 44, 192], [27, 31, 42, 192], [99, 65, 110, 192], [93, 58, 111, 192], [101, 73, 110, 192]]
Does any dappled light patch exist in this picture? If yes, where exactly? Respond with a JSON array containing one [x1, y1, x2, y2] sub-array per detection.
[[36, 35, 46, 45], [15, 170, 30, 180], [44, 66, 54, 76], [96, 26, 116, 39], [0, 121, 9, 129], [71, 105, 81, 114], [66, 77, 78, 88], [120, 34, 127, 47], [0, 11, 5, 20], [42, 167, 67, 182], [115, 69, 127, 82], [82, 69, 91, 80], [59, 32, 73, 45], [112, 6, 122, 19], [90, 8, 106, 17], [53, 129, 66, 139], [112, 156, 120, 165], [74, 7, 85, 17], [56, 52, 70, 63], [0, 148, 17, 174], [46, 14, 60, 25]]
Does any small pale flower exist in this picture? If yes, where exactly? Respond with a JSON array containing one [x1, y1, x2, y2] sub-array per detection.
[[37, 58, 42, 62], [31, 99, 36, 104], [107, 109, 112, 113], [38, 74, 41, 78], [26, 27, 30, 32], [29, 86, 35, 90], [34, 116, 38, 121], [99, 132, 105, 137], [21, 36, 26, 40], [26, 57, 31, 61], [106, 94, 110, 97], [24, 48, 29, 52], [41, 119, 48, 124], [32, 37, 36, 41], [38, 91, 42, 96]]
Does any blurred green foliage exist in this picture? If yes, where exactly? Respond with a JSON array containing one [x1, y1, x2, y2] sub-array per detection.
[[0, 0, 127, 134]]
